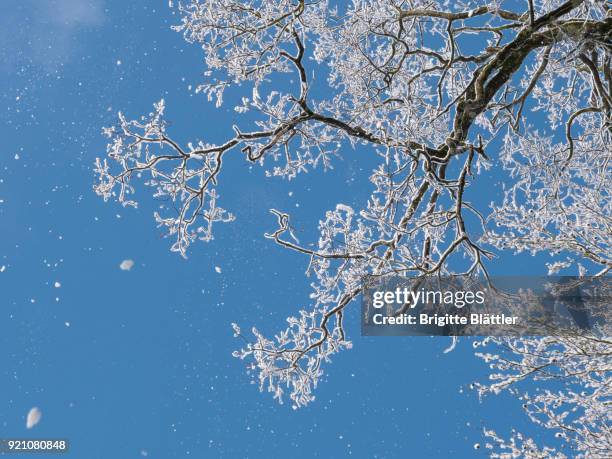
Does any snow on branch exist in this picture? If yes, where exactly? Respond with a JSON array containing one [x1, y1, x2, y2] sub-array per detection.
[[94, 99, 235, 256]]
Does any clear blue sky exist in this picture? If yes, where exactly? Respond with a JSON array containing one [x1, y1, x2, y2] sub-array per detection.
[[1, 1, 560, 458]]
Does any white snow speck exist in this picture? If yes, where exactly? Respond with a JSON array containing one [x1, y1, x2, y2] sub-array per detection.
[[214, 266, 222, 274], [443, 336, 457, 353], [14, 153, 20, 160], [26, 407, 42, 429], [116, 60, 122, 66], [0, 265, 5, 273], [119, 259, 134, 271], [54, 281, 61, 288]]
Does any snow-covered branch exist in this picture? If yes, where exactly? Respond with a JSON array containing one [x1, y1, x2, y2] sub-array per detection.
[[94, 0, 611, 452]]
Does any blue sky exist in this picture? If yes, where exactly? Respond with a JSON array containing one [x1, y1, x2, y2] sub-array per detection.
[[0, 1, 562, 458]]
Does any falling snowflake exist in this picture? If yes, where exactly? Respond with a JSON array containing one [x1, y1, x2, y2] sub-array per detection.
[[26, 407, 42, 429], [119, 259, 134, 271]]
